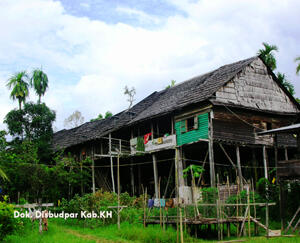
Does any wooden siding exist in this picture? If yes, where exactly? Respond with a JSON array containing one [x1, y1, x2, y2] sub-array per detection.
[[215, 58, 298, 113], [175, 113, 209, 146], [213, 108, 297, 146], [278, 160, 300, 178]]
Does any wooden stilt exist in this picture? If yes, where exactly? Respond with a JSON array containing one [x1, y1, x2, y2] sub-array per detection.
[[152, 154, 159, 198], [236, 146, 243, 189], [263, 145, 269, 238], [92, 146, 95, 194], [109, 133, 115, 193], [130, 158, 135, 196], [284, 147, 288, 161], [209, 111, 216, 187], [117, 154, 120, 230], [252, 148, 258, 185]]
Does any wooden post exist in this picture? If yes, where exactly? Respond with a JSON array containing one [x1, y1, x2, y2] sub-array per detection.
[[263, 145, 269, 238], [175, 147, 185, 189], [279, 180, 285, 231], [130, 158, 135, 196], [252, 148, 258, 185], [209, 111, 216, 187], [152, 154, 159, 198], [247, 185, 251, 237], [171, 116, 174, 135], [274, 135, 278, 184], [92, 145, 95, 194], [138, 165, 142, 195], [284, 147, 288, 161], [175, 148, 179, 243], [236, 146, 243, 189], [263, 146, 268, 180], [109, 133, 115, 193], [117, 154, 120, 230]]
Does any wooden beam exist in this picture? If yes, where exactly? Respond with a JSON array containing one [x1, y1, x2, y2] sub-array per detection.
[[130, 158, 135, 196], [236, 146, 243, 188], [92, 145, 95, 194], [152, 153, 159, 198], [284, 147, 288, 161], [109, 133, 115, 193], [263, 146, 268, 180], [176, 147, 185, 187], [209, 111, 216, 187]]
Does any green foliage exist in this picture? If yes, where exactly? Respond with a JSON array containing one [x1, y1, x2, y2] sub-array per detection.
[[0, 199, 22, 240], [257, 42, 278, 71], [277, 72, 295, 95], [6, 71, 29, 110], [183, 164, 204, 178], [59, 190, 144, 227], [4, 102, 55, 162], [31, 68, 49, 103], [90, 111, 113, 122], [165, 80, 176, 89], [295, 56, 300, 75]]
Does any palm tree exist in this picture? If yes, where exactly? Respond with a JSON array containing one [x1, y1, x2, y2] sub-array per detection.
[[0, 168, 8, 181], [31, 68, 49, 103], [257, 42, 278, 71], [277, 72, 295, 96], [7, 71, 29, 110], [295, 56, 300, 75]]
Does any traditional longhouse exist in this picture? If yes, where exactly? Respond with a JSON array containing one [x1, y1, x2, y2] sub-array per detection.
[[53, 56, 300, 200]]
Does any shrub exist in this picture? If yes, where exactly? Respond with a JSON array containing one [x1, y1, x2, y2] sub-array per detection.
[[0, 198, 22, 239]]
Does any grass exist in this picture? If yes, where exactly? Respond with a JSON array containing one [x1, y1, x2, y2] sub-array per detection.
[[4, 219, 300, 243]]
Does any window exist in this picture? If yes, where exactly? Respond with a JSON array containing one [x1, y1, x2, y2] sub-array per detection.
[[185, 116, 198, 132]]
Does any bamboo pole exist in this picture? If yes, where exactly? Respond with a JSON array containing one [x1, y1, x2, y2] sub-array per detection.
[[247, 184, 251, 237], [175, 149, 179, 243], [109, 133, 115, 193], [159, 177, 162, 228], [251, 179, 258, 235], [236, 176, 240, 237], [117, 153, 120, 230], [180, 207, 184, 243]]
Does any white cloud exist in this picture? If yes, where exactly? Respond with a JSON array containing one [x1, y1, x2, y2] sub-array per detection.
[[115, 6, 161, 24], [0, 0, 300, 131]]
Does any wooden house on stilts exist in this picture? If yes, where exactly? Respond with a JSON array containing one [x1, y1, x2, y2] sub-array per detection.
[[53, 56, 300, 202]]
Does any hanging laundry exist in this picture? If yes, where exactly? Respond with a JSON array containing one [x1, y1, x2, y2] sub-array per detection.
[[160, 199, 166, 207], [165, 198, 174, 209], [148, 199, 154, 208], [144, 133, 152, 144], [154, 198, 160, 207]]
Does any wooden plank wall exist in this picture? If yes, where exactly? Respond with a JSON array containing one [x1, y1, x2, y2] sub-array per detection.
[[213, 108, 296, 146], [215, 58, 298, 113]]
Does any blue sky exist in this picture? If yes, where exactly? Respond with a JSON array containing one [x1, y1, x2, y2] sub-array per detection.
[[0, 0, 300, 131]]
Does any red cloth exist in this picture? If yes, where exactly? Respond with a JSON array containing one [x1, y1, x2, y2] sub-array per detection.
[[144, 133, 152, 144]]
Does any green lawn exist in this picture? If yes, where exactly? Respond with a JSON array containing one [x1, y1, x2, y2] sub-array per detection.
[[4, 219, 300, 243]]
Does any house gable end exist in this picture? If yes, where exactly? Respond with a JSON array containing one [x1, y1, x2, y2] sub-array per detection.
[[215, 57, 299, 113]]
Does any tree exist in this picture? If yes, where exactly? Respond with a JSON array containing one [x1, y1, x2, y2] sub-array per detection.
[[277, 72, 295, 96], [0, 131, 9, 181], [124, 86, 136, 109], [64, 110, 84, 128], [4, 102, 56, 162], [105, 111, 113, 118], [257, 42, 278, 71], [90, 111, 113, 122], [166, 80, 176, 89], [295, 56, 300, 75], [7, 71, 29, 110], [31, 68, 49, 103]]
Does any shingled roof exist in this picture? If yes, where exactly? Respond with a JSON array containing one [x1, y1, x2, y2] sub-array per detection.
[[53, 56, 274, 150]]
